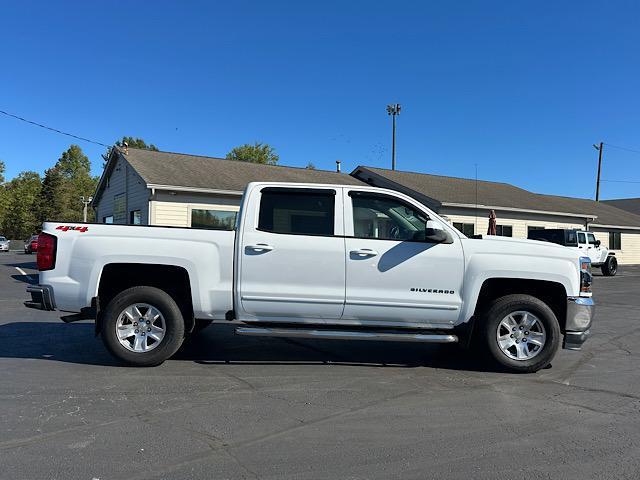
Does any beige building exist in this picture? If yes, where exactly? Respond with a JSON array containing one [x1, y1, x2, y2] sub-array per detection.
[[93, 147, 640, 265]]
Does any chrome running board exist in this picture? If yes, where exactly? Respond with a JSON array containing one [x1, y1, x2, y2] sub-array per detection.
[[235, 327, 458, 343]]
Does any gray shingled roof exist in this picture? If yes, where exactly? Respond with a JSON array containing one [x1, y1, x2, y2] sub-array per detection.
[[122, 147, 364, 191], [354, 166, 640, 228], [603, 198, 640, 216]]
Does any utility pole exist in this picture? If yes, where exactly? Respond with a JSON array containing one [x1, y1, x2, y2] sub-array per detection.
[[386, 103, 401, 170], [593, 142, 604, 201], [81, 196, 93, 222]]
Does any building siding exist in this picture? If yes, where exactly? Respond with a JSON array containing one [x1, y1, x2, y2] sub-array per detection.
[[151, 191, 241, 227], [95, 156, 149, 224]]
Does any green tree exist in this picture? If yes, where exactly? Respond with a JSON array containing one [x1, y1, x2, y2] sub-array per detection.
[[53, 145, 99, 222], [116, 136, 159, 151], [2, 171, 42, 238], [0, 159, 5, 184], [57, 145, 91, 179], [34, 167, 66, 224], [226, 142, 279, 165]]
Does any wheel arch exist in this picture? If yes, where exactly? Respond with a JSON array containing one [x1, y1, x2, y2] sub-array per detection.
[[96, 263, 195, 335], [472, 277, 568, 332]]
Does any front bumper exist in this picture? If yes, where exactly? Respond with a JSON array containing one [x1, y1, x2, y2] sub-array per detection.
[[563, 296, 594, 350], [25, 285, 56, 311]]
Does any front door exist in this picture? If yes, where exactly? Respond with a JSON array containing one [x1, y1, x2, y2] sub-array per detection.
[[237, 186, 346, 322], [342, 190, 464, 328]]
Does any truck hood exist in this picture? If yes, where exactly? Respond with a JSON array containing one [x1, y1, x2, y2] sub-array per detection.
[[461, 234, 582, 261]]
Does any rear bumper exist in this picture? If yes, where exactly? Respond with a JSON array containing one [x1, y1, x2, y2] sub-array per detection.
[[563, 296, 594, 350], [25, 285, 56, 311]]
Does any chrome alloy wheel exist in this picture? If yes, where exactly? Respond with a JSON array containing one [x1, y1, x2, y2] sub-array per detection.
[[496, 310, 547, 361], [115, 303, 166, 353]]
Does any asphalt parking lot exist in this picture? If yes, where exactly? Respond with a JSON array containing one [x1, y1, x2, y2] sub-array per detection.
[[1, 251, 639, 480]]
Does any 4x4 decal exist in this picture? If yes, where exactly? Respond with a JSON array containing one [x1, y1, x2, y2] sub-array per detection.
[[55, 225, 88, 232]]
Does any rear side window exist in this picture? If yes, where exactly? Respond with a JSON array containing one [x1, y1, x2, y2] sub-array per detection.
[[258, 188, 335, 236]]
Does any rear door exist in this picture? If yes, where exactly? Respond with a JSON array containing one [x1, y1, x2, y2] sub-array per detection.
[[236, 186, 346, 322], [341, 190, 464, 327]]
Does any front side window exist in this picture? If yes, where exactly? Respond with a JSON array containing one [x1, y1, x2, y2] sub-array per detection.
[[351, 193, 428, 241], [453, 222, 475, 237], [192, 209, 237, 230], [587, 233, 596, 245], [258, 188, 335, 236]]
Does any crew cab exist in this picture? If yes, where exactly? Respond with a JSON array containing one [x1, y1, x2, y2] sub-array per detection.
[[25, 182, 595, 372], [528, 228, 617, 276]]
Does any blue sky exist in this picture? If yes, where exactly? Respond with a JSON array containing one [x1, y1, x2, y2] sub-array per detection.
[[1, 0, 639, 199]]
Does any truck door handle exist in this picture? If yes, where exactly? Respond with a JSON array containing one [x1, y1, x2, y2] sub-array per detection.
[[350, 248, 378, 257], [246, 243, 274, 252]]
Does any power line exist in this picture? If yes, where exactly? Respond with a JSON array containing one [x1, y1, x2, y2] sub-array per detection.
[[603, 142, 640, 155], [0, 109, 110, 147], [601, 179, 640, 184]]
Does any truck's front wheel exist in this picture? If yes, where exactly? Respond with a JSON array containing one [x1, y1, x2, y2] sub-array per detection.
[[101, 286, 185, 366], [480, 294, 561, 373]]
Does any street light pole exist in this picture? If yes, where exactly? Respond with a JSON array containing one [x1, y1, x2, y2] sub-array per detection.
[[593, 142, 604, 201], [386, 104, 401, 170], [81, 196, 93, 222]]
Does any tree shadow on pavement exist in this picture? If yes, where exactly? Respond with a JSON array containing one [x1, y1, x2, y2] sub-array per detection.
[[0, 321, 504, 372]]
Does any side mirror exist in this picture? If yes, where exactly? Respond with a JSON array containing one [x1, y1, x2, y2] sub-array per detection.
[[425, 220, 453, 244], [595, 239, 601, 248]]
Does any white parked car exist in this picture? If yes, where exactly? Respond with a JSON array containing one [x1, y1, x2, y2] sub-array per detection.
[[0, 236, 9, 252], [528, 229, 617, 276], [25, 182, 594, 372]]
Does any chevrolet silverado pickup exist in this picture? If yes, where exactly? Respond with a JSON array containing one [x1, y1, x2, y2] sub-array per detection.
[[25, 182, 594, 372]]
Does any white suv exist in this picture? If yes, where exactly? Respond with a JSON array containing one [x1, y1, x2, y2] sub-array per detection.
[[529, 229, 617, 276]]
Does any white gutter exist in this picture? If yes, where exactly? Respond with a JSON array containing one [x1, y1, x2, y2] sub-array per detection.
[[590, 223, 640, 231], [440, 202, 598, 220], [146, 184, 243, 196]]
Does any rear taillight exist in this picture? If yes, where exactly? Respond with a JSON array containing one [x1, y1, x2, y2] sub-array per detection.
[[37, 233, 57, 271]]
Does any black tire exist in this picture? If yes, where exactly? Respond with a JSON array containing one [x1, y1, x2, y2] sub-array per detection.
[[101, 286, 185, 366], [601, 256, 618, 276], [479, 294, 561, 373]]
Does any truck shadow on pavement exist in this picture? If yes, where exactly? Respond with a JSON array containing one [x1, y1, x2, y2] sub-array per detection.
[[0, 321, 505, 372]]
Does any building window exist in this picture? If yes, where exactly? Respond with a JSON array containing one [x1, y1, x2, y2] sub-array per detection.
[[351, 192, 429, 241], [103, 216, 113, 224], [130, 210, 141, 225], [528, 226, 545, 235], [609, 232, 622, 250], [496, 225, 513, 237], [191, 209, 237, 230], [258, 188, 335, 236], [453, 222, 475, 236], [113, 194, 126, 224]]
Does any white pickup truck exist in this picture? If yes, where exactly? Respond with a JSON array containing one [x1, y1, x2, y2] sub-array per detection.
[[26, 182, 594, 372]]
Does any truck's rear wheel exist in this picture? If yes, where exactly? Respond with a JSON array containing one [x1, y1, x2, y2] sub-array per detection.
[[101, 286, 185, 366], [480, 294, 560, 373], [601, 256, 618, 276]]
